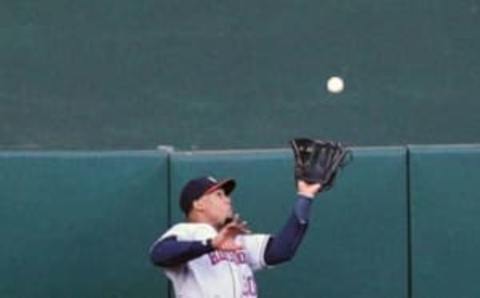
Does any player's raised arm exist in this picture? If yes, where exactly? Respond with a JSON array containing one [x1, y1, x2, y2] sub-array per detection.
[[263, 138, 352, 265], [263, 181, 320, 265]]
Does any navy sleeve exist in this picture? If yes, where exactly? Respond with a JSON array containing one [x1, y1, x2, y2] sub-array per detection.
[[149, 236, 215, 267], [264, 195, 313, 265]]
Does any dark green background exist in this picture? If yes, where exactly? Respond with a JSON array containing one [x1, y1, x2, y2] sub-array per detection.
[[1, 0, 479, 150]]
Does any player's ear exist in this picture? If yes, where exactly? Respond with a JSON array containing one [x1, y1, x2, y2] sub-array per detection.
[[192, 198, 205, 211]]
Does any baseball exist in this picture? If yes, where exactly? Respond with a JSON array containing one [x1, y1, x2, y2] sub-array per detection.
[[326, 76, 345, 93]]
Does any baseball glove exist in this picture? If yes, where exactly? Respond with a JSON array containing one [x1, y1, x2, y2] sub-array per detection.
[[290, 138, 352, 191]]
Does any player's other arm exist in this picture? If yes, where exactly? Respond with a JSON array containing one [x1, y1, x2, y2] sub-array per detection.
[[149, 236, 215, 267], [150, 218, 249, 267], [264, 181, 320, 266]]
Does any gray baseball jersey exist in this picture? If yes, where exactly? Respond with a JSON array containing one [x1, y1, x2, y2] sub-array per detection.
[[156, 222, 270, 298]]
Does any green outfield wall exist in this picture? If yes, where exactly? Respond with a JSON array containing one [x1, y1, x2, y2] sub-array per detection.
[[409, 145, 480, 298], [1, 144, 480, 297], [0, 151, 169, 298]]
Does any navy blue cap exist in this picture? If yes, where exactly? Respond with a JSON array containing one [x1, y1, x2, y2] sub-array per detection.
[[179, 176, 236, 215]]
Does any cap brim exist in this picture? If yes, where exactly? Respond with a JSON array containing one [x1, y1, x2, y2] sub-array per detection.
[[205, 178, 236, 196]]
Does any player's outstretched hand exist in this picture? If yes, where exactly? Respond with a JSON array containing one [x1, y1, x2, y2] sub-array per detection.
[[212, 214, 250, 251], [297, 180, 322, 198]]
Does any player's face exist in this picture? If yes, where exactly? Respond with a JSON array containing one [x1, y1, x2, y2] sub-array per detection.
[[200, 189, 233, 227]]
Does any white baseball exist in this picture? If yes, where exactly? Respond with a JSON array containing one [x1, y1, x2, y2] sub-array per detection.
[[326, 76, 345, 93]]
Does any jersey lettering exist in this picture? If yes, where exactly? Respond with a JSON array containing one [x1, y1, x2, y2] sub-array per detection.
[[242, 275, 258, 297], [208, 250, 247, 265]]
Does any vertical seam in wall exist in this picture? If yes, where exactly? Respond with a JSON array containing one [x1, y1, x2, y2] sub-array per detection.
[[166, 152, 172, 229], [406, 147, 413, 298], [166, 150, 173, 298]]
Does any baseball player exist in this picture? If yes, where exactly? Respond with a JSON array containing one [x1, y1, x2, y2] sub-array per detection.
[[149, 176, 321, 298]]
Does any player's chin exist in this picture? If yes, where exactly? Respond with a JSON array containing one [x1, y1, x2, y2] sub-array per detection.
[[222, 210, 234, 223]]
